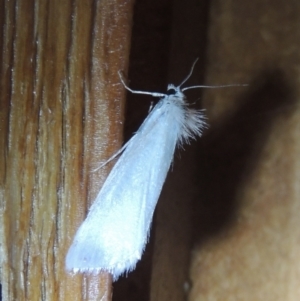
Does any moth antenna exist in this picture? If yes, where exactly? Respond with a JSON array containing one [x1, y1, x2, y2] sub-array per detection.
[[178, 59, 248, 91], [179, 58, 199, 88], [182, 83, 248, 92], [118, 71, 166, 98]]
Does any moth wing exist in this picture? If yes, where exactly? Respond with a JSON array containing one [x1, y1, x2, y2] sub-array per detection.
[[66, 100, 182, 280]]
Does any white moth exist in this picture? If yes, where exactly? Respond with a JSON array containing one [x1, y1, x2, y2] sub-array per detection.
[[66, 60, 237, 280]]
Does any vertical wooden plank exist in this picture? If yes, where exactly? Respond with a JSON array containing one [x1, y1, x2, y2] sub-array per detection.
[[0, 0, 134, 300], [189, 0, 300, 300]]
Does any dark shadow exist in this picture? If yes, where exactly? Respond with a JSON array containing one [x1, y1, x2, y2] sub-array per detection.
[[113, 0, 212, 300], [192, 69, 297, 243]]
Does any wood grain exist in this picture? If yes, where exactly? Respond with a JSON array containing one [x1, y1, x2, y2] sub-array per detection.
[[0, 0, 134, 300]]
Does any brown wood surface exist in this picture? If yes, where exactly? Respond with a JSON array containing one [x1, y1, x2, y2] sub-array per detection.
[[0, 0, 134, 300], [189, 1, 300, 300], [1, 0, 300, 300]]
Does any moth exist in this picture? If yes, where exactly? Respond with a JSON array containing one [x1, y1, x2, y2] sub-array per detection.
[[66, 60, 241, 280]]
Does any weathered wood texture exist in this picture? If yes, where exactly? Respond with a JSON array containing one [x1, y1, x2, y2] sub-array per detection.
[[1, 0, 300, 300], [0, 0, 134, 300]]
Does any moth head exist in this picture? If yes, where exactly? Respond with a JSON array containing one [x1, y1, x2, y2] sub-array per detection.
[[166, 84, 185, 101], [167, 84, 176, 94]]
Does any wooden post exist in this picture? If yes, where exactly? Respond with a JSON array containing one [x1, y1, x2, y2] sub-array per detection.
[[0, 0, 134, 300]]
